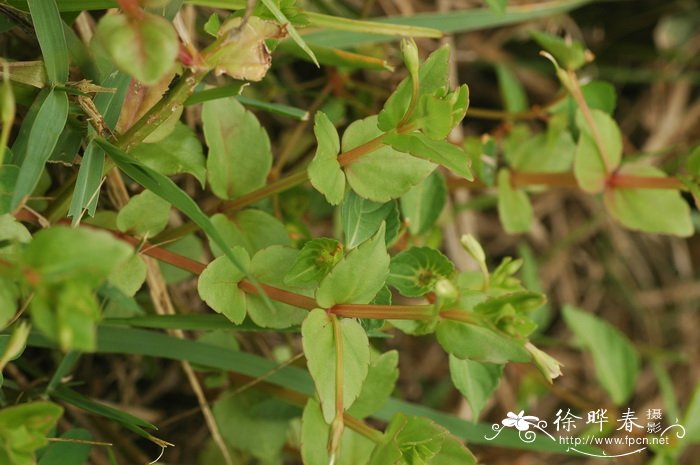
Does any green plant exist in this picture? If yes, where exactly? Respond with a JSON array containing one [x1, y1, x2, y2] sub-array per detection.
[[1, 0, 699, 464]]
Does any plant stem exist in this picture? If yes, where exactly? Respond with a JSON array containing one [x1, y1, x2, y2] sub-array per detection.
[[329, 315, 345, 459], [566, 69, 613, 173], [337, 133, 385, 166], [237, 279, 317, 310], [330, 304, 434, 320]]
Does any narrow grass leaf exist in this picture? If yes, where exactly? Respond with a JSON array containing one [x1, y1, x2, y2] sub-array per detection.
[[27, 0, 68, 83], [11, 89, 68, 209]]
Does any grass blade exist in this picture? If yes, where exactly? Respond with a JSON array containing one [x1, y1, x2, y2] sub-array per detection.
[[26, 0, 68, 84], [301, 0, 592, 48], [235, 96, 308, 121], [305, 11, 442, 39], [11, 89, 68, 209], [27, 325, 600, 454], [259, 0, 318, 66], [68, 141, 104, 225], [185, 82, 246, 106], [94, 138, 277, 313], [68, 71, 130, 224]]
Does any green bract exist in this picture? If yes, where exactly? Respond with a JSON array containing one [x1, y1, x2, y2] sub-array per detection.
[[95, 12, 178, 85], [316, 224, 390, 308]]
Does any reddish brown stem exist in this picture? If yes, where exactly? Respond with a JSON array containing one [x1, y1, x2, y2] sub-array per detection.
[[337, 134, 385, 166], [237, 280, 317, 310], [330, 304, 433, 320], [116, 0, 144, 20]]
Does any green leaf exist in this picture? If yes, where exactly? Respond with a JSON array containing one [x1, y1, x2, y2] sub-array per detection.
[[369, 414, 445, 465], [0, 213, 31, 261], [341, 190, 396, 249], [505, 121, 575, 173], [95, 12, 178, 85], [496, 63, 526, 112], [96, 138, 274, 311], [574, 109, 622, 193], [284, 238, 343, 287], [388, 247, 455, 297], [0, 166, 19, 215], [562, 305, 640, 404], [435, 319, 531, 363], [68, 141, 105, 225], [347, 350, 399, 419], [27, 0, 69, 84], [400, 171, 446, 235], [197, 246, 249, 324], [474, 291, 544, 338], [23, 226, 133, 286], [316, 224, 390, 308], [448, 355, 502, 419], [343, 116, 435, 202], [0, 279, 18, 329], [384, 133, 472, 180], [130, 122, 206, 186], [308, 111, 345, 205], [302, 308, 370, 423], [430, 434, 477, 465], [497, 169, 533, 234], [11, 90, 68, 210], [683, 382, 700, 443], [213, 389, 296, 461], [159, 233, 204, 284], [0, 401, 63, 465], [246, 246, 309, 328], [203, 97, 272, 200], [209, 210, 291, 257], [116, 190, 171, 237], [604, 164, 693, 237], [37, 429, 92, 465], [301, 399, 376, 465], [377, 78, 412, 132], [107, 255, 147, 297], [531, 30, 589, 70], [32, 281, 101, 351], [484, 0, 507, 14]]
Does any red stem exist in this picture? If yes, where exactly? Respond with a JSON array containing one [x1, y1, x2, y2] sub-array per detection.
[[116, 0, 144, 20]]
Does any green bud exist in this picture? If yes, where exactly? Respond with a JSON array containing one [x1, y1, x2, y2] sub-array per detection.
[[460, 234, 485, 265], [526, 342, 563, 383], [400, 38, 420, 80]]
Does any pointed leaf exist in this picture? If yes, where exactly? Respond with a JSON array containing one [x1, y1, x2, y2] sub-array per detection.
[[384, 133, 472, 180], [449, 355, 503, 419], [574, 109, 622, 193], [308, 111, 345, 205], [302, 309, 370, 423], [11, 90, 68, 209], [497, 169, 533, 234], [562, 305, 640, 404], [316, 224, 390, 308], [436, 319, 531, 363], [604, 164, 692, 237], [341, 190, 396, 249]]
